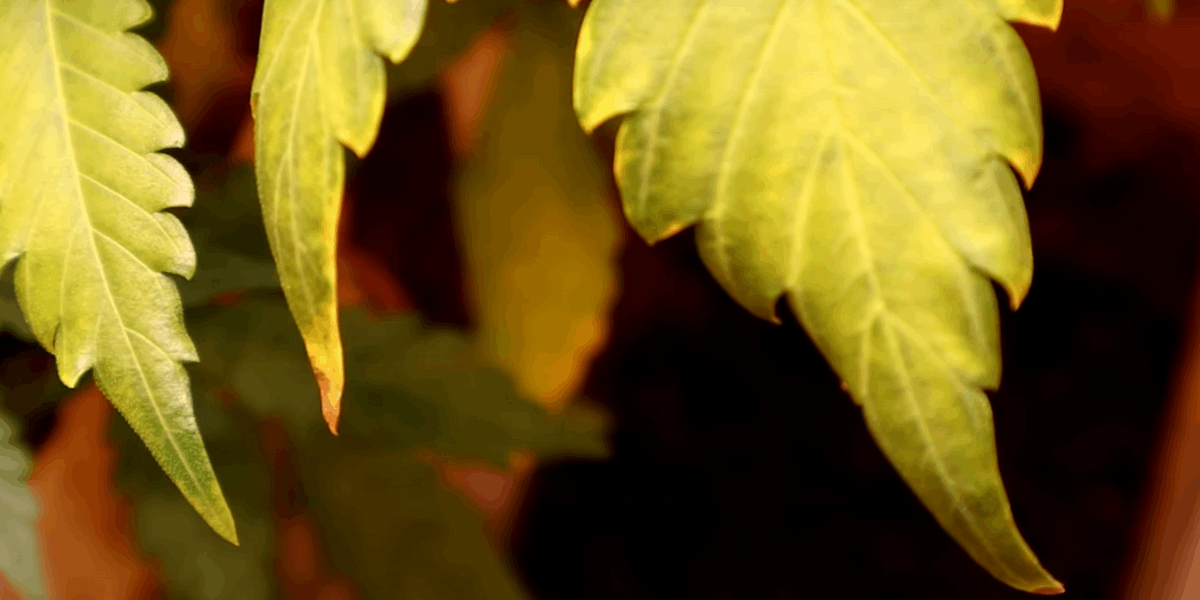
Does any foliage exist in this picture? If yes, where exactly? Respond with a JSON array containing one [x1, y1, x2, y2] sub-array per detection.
[[0, 403, 42, 599], [250, 0, 430, 432], [4, 0, 1159, 595], [573, 0, 1060, 593], [110, 167, 607, 598], [454, 1, 621, 408], [0, 0, 234, 543]]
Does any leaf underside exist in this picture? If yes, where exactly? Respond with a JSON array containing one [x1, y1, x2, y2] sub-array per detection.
[[251, 0, 429, 434], [0, 0, 235, 543], [575, 0, 1062, 593]]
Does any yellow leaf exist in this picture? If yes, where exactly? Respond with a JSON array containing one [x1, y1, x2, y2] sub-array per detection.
[[250, 0, 428, 433], [453, 7, 621, 409]]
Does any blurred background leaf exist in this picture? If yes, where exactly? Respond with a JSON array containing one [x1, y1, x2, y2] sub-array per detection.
[[0, 402, 43, 599], [112, 284, 607, 598], [452, 2, 622, 410], [176, 166, 280, 307]]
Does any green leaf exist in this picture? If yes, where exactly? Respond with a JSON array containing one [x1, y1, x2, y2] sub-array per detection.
[[177, 167, 279, 307], [189, 296, 610, 466], [119, 294, 605, 598], [385, 0, 518, 99], [574, 0, 1061, 593], [0, 273, 34, 343], [251, 0, 429, 433], [0, 403, 44, 599], [113, 400, 275, 600], [299, 455, 531, 600], [0, 0, 235, 543]]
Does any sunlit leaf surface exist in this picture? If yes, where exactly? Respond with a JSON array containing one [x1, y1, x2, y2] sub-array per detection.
[[575, 0, 1062, 592], [0, 0, 234, 543]]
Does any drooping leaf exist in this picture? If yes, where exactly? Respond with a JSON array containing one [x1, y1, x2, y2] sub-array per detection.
[[189, 296, 610, 466], [0, 403, 44, 599], [251, 0, 429, 433], [575, 0, 1061, 593], [0, 0, 234, 543], [455, 2, 622, 408]]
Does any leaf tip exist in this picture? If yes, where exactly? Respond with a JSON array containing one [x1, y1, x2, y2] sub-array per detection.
[[1030, 582, 1065, 595], [316, 367, 343, 435]]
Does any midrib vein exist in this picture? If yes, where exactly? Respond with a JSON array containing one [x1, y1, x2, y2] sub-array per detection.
[[42, 0, 201, 489]]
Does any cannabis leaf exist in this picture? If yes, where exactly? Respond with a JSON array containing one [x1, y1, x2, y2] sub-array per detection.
[[251, 0, 429, 434], [0, 0, 235, 543], [0, 403, 44, 599], [575, 0, 1061, 593]]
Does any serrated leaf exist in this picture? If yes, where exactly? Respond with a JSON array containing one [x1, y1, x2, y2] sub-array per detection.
[[575, 0, 1060, 593], [251, 0, 429, 433], [455, 3, 621, 408], [0, 404, 44, 599], [0, 0, 235, 543]]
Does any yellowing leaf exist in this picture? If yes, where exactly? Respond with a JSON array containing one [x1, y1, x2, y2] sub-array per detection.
[[575, 0, 1061, 593], [0, 0, 235, 543], [251, 0, 428, 434], [454, 5, 621, 408]]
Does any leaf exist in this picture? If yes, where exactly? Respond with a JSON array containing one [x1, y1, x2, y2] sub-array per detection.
[[0, 0, 235, 543], [0, 403, 44, 599], [386, 0, 519, 99], [113, 399, 276, 600], [574, 0, 1061, 593], [176, 167, 279, 307], [189, 296, 610, 466], [299, 454, 531, 600], [455, 2, 622, 408], [251, 0, 429, 433], [0, 274, 34, 343], [120, 294, 605, 598]]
